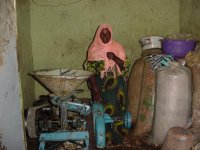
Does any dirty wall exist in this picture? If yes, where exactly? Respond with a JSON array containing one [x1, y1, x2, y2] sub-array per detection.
[[0, 0, 26, 149], [29, 0, 179, 99]]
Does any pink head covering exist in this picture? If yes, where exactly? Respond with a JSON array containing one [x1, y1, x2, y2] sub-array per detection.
[[87, 24, 126, 78]]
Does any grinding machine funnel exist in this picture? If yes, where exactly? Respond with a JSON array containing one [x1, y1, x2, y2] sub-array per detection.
[[29, 69, 94, 97]]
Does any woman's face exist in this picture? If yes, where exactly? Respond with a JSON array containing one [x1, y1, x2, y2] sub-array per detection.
[[100, 28, 111, 44]]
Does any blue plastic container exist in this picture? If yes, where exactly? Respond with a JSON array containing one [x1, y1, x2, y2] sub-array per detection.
[[162, 39, 197, 59]]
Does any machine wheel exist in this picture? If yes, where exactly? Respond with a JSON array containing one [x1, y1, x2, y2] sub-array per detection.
[[26, 103, 50, 138], [86, 114, 95, 150]]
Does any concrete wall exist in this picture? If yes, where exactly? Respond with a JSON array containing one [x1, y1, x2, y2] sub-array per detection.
[[29, 0, 179, 99], [17, 0, 35, 109], [180, 0, 200, 41], [0, 0, 26, 149]]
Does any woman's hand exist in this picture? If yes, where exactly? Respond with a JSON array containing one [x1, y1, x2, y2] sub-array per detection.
[[91, 86, 102, 102], [93, 94, 102, 102], [88, 75, 102, 102], [107, 52, 116, 60], [107, 52, 125, 70]]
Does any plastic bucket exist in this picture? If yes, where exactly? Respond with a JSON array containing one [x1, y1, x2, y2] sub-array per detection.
[[139, 36, 164, 51], [162, 39, 197, 59]]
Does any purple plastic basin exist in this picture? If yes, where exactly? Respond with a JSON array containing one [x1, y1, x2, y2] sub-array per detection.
[[162, 39, 197, 59]]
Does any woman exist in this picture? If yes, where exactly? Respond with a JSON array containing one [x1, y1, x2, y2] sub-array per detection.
[[86, 24, 129, 146]]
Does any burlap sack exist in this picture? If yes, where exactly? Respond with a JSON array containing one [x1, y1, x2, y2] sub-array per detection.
[[185, 51, 200, 116], [153, 63, 192, 145], [128, 58, 144, 124], [132, 62, 155, 137], [192, 67, 200, 111], [128, 49, 161, 137]]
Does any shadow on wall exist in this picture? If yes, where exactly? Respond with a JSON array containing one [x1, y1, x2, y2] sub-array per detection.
[[16, 0, 35, 109]]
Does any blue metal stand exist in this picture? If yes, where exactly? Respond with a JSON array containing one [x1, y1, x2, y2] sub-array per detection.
[[38, 131, 89, 150], [38, 95, 91, 150], [37, 100, 132, 150]]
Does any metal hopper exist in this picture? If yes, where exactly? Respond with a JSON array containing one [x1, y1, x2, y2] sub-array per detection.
[[29, 69, 94, 97]]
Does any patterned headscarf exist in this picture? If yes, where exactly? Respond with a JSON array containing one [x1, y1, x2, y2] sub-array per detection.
[[87, 24, 126, 78]]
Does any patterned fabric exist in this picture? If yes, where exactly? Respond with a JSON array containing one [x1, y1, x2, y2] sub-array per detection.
[[90, 65, 129, 145]]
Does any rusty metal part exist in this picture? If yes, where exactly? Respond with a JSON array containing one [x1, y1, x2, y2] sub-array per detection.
[[26, 103, 50, 138]]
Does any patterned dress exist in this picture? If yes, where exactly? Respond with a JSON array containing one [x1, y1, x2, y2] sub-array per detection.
[[87, 60, 129, 145]]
